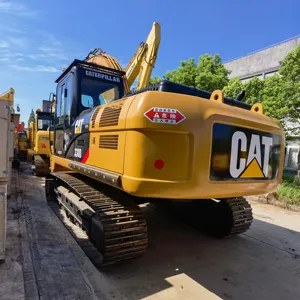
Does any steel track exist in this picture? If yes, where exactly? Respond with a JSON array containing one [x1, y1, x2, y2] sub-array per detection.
[[33, 155, 50, 177], [46, 172, 148, 267], [223, 197, 253, 235], [152, 196, 253, 238]]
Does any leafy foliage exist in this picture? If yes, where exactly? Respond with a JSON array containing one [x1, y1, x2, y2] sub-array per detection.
[[150, 54, 231, 91], [244, 77, 265, 105], [260, 75, 288, 120], [278, 46, 300, 125], [279, 45, 300, 82], [223, 77, 244, 99], [194, 54, 231, 91], [149, 76, 163, 85], [164, 58, 198, 86], [277, 175, 300, 207]]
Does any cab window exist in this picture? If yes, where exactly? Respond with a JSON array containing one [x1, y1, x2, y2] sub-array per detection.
[[81, 77, 120, 109]]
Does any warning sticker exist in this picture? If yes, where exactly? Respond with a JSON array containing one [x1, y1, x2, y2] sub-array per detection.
[[144, 107, 186, 124]]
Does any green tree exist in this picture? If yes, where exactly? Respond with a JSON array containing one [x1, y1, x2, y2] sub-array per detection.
[[194, 53, 231, 91], [149, 76, 163, 85], [279, 45, 300, 82], [278, 45, 300, 123], [260, 75, 288, 121], [164, 58, 198, 86], [223, 76, 264, 105], [244, 77, 265, 105], [151, 54, 231, 91], [223, 77, 244, 99], [224, 75, 290, 130]]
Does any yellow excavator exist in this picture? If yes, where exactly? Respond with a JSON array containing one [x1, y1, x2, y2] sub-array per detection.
[[15, 124, 29, 161], [45, 23, 285, 267], [27, 108, 54, 176]]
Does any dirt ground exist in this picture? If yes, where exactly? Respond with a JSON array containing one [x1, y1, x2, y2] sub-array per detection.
[[1, 164, 300, 300]]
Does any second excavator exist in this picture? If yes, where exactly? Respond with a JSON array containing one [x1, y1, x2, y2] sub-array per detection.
[[45, 22, 285, 267], [28, 108, 54, 176]]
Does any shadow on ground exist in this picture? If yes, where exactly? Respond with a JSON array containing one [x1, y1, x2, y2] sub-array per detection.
[[100, 203, 300, 300]]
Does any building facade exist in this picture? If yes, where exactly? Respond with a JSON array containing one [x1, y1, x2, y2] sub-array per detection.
[[224, 36, 300, 83]]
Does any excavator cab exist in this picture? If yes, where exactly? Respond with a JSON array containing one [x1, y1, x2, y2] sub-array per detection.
[[53, 59, 125, 157], [36, 111, 53, 131]]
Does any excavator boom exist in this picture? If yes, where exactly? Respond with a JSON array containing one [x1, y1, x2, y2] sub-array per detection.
[[125, 22, 161, 90]]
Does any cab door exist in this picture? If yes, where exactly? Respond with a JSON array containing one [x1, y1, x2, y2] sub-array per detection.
[[54, 75, 72, 156]]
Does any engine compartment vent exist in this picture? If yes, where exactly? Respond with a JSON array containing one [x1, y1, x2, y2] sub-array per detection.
[[77, 139, 84, 147], [99, 135, 119, 150], [91, 106, 101, 128], [99, 102, 124, 127]]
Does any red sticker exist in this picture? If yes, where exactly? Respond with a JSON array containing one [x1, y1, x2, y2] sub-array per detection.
[[144, 107, 186, 124]]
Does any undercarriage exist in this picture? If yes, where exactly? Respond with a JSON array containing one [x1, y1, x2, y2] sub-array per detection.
[[32, 155, 50, 177], [46, 171, 253, 267]]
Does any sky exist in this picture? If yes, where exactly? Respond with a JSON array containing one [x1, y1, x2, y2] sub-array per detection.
[[0, 0, 299, 123]]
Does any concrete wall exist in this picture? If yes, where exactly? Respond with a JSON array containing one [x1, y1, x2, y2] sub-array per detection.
[[224, 36, 300, 82]]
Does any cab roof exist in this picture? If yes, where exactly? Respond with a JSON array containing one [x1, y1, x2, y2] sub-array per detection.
[[55, 59, 126, 83]]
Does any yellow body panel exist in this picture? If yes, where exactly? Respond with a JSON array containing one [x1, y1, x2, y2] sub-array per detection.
[[51, 155, 72, 172], [88, 131, 126, 174], [52, 90, 285, 200], [34, 131, 51, 156]]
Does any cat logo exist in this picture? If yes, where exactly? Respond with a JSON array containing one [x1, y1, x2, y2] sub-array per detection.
[[229, 131, 273, 179], [75, 119, 84, 134]]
